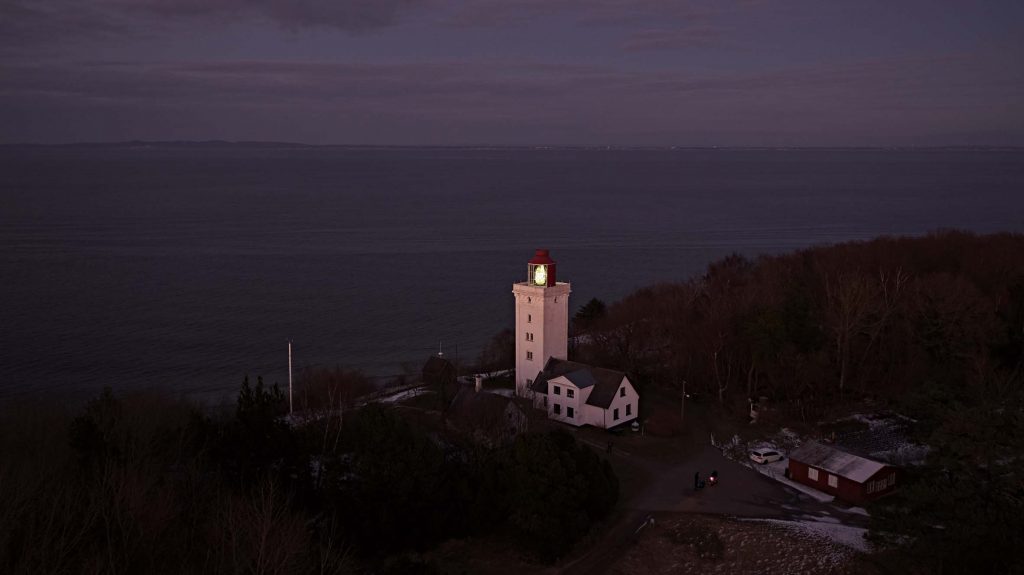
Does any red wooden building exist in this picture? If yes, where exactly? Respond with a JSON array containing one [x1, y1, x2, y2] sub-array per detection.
[[788, 440, 898, 504]]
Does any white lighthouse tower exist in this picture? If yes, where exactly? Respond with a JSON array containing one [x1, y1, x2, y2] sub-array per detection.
[[513, 249, 571, 398]]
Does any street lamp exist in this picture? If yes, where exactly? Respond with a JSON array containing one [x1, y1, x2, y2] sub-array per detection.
[[680, 379, 687, 423]]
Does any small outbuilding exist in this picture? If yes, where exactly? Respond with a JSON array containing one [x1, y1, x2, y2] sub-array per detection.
[[447, 383, 529, 446], [422, 355, 456, 388], [788, 440, 898, 504]]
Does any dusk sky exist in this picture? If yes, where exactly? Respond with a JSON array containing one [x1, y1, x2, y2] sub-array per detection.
[[2, 0, 1022, 146]]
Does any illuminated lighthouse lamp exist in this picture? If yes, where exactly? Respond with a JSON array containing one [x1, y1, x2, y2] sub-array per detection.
[[528, 249, 557, 287]]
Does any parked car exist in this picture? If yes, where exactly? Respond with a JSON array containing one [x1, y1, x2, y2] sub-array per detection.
[[749, 448, 784, 464]]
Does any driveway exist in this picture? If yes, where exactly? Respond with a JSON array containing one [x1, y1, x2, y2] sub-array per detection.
[[561, 412, 870, 574]]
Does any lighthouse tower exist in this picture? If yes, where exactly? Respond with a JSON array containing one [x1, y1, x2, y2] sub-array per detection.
[[512, 249, 571, 398]]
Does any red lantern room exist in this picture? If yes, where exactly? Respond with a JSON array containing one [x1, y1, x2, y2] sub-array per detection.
[[528, 249, 557, 287]]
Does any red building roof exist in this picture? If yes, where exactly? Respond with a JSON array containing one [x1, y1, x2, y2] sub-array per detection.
[[789, 440, 888, 483], [528, 249, 555, 265]]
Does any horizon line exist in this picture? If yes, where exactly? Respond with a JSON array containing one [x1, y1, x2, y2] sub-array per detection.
[[2, 140, 1022, 151]]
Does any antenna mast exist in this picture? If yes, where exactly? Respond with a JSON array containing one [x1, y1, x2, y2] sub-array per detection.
[[288, 340, 293, 415]]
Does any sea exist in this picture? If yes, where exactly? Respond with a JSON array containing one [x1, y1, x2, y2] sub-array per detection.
[[2, 146, 1022, 404]]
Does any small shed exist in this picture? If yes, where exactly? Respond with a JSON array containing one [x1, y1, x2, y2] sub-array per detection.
[[422, 355, 456, 388], [448, 384, 528, 445], [788, 440, 898, 504]]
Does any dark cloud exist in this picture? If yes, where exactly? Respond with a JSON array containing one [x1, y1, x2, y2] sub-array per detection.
[[0, 2, 130, 46], [445, 0, 713, 27], [622, 26, 728, 51], [3, 54, 1019, 145], [1, 0, 1021, 145], [121, 0, 422, 31], [0, 0, 422, 47]]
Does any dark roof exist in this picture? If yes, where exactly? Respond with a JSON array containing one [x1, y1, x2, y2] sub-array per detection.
[[529, 357, 626, 409], [449, 385, 524, 430], [563, 369, 598, 389], [422, 355, 456, 385], [789, 440, 888, 483]]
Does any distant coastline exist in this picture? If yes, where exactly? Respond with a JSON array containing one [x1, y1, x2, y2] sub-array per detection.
[[2, 140, 1022, 152]]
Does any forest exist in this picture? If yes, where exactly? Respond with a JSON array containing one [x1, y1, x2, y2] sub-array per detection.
[[571, 230, 1024, 573], [0, 378, 618, 574]]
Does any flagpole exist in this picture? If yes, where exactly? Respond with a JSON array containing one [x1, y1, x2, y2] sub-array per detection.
[[288, 340, 293, 415]]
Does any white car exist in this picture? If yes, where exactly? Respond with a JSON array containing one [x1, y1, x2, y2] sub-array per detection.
[[749, 449, 784, 464]]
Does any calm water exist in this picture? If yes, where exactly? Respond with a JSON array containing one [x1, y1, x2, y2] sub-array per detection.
[[2, 146, 1022, 403]]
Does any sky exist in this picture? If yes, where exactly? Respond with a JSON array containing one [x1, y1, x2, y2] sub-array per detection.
[[1, 0, 1023, 146]]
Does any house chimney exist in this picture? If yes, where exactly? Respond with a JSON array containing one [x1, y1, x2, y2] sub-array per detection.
[[474, 375, 483, 393]]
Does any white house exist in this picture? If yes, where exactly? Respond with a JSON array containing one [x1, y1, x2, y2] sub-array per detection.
[[529, 358, 639, 429], [512, 249, 640, 429]]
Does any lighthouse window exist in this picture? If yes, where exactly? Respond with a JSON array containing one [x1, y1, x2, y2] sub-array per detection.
[[528, 314, 532, 323], [526, 351, 533, 361]]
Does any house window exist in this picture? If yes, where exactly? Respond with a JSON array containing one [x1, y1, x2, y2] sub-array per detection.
[[526, 351, 533, 361], [567, 407, 574, 418], [566, 389, 575, 398], [613, 408, 620, 420], [619, 387, 626, 397], [808, 468, 819, 481], [553, 385, 560, 395], [544, 396, 548, 407], [626, 404, 632, 416], [553, 404, 561, 415], [828, 474, 838, 488], [868, 479, 884, 494]]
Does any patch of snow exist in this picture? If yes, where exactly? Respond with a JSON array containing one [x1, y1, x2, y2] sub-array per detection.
[[871, 442, 930, 466], [836, 506, 870, 517], [473, 368, 513, 379], [741, 518, 872, 553], [488, 388, 514, 398], [379, 387, 430, 404], [749, 440, 780, 451], [798, 514, 840, 524]]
